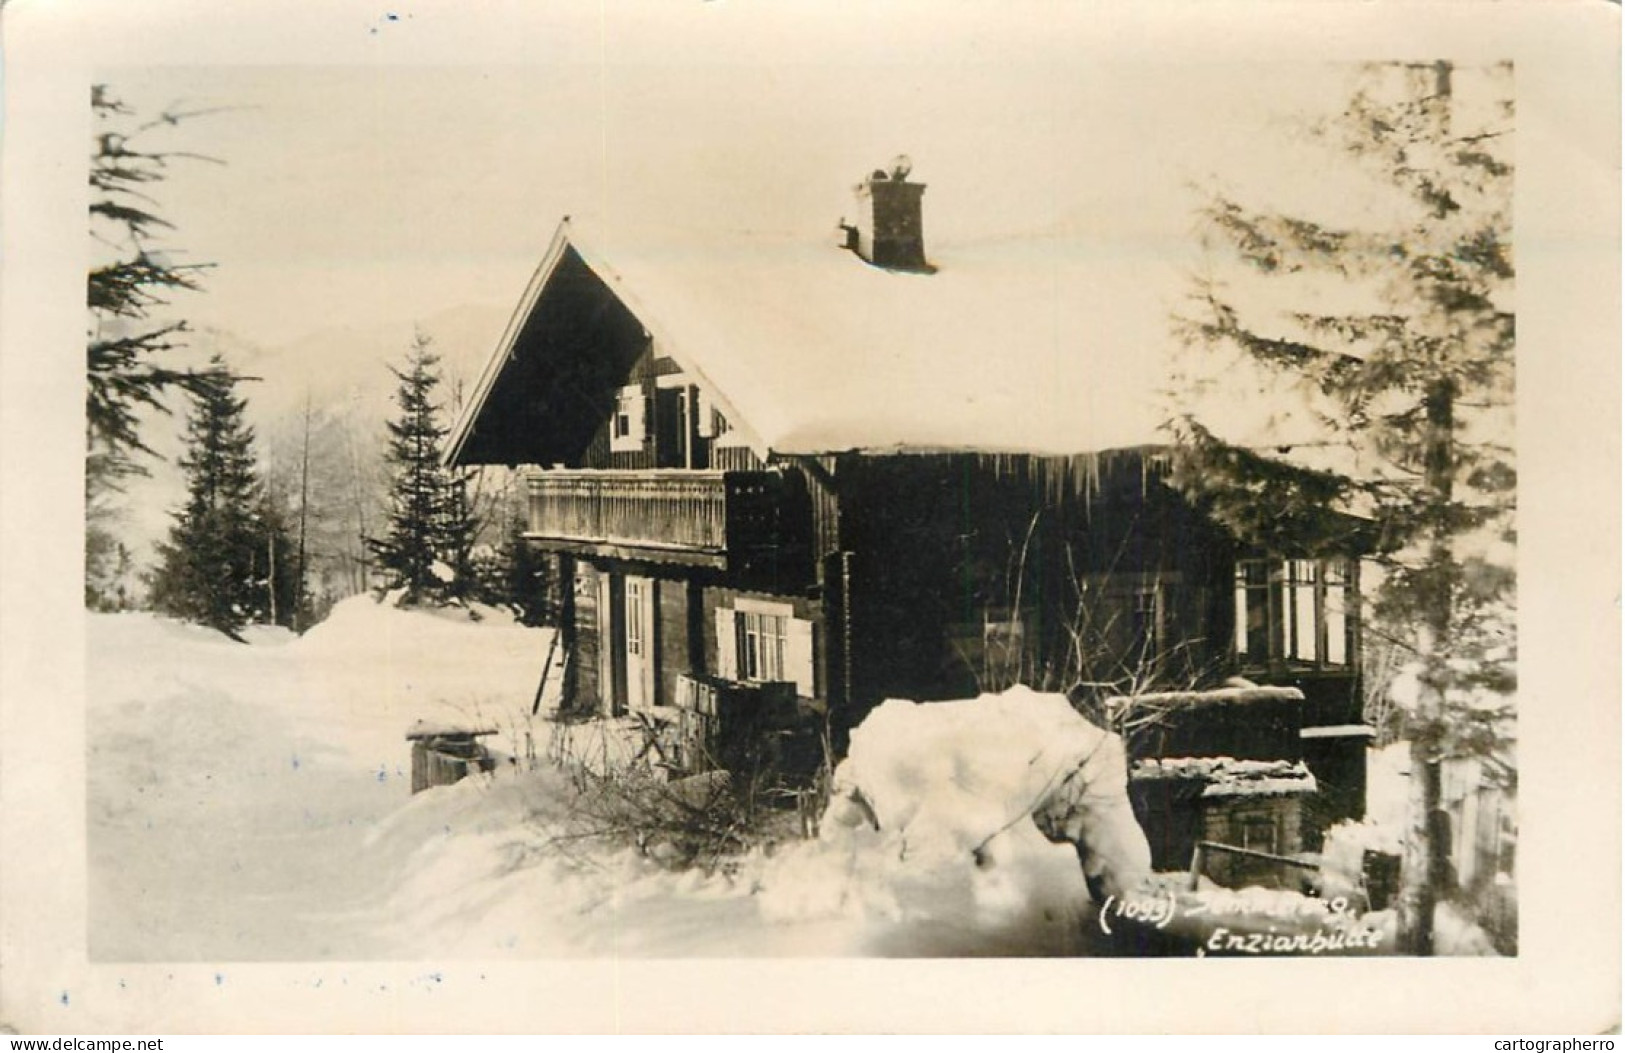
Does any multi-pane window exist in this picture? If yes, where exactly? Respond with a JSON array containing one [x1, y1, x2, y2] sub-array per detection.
[[716, 602, 816, 698], [625, 579, 646, 660], [737, 610, 788, 683], [1234, 559, 1352, 669]]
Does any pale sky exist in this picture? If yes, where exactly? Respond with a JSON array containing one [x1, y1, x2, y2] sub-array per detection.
[[53, 5, 1555, 563], [92, 10, 1370, 355]]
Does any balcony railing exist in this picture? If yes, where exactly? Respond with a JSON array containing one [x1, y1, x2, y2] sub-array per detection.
[[525, 469, 789, 568]]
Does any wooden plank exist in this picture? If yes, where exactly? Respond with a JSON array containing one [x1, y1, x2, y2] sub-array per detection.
[[405, 720, 498, 741], [521, 536, 731, 569]]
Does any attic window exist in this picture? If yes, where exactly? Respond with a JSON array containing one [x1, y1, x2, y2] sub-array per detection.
[[610, 384, 646, 452]]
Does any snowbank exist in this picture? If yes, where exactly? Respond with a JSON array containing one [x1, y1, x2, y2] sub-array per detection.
[[87, 600, 553, 961], [752, 687, 1151, 955], [114, 605, 1457, 959], [347, 687, 1156, 958], [1132, 756, 1318, 799], [288, 594, 549, 767]]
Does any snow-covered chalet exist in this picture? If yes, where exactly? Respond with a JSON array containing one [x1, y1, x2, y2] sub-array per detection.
[[448, 162, 1374, 849]]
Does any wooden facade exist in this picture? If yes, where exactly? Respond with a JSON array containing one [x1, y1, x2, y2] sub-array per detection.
[[450, 226, 1373, 838]]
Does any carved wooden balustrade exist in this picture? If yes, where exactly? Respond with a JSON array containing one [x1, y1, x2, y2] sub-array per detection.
[[525, 469, 793, 569]]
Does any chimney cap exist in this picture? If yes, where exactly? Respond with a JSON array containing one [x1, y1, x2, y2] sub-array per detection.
[[845, 156, 932, 273], [864, 155, 916, 186]]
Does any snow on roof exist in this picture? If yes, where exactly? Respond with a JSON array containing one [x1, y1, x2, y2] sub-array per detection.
[[453, 217, 1320, 463], [1106, 685, 1304, 712], [1130, 757, 1318, 799], [405, 719, 498, 741]]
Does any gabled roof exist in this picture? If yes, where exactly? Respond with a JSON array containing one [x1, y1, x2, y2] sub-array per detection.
[[449, 218, 1300, 467]]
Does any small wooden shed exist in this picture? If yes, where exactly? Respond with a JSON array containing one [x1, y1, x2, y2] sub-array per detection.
[[1111, 684, 1320, 886], [406, 720, 498, 793]]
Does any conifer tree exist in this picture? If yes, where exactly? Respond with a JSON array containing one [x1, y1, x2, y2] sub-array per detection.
[[368, 333, 476, 605], [149, 359, 279, 638], [436, 463, 481, 603], [87, 84, 225, 477], [1170, 62, 1514, 954], [256, 482, 306, 629], [86, 84, 228, 603], [495, 490, 555, 626]]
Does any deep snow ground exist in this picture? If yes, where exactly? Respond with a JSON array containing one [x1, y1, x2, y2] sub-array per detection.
[[87, 601, 548, 960], [86, 599, 1117, 960], [88, 596, 1472, 961]]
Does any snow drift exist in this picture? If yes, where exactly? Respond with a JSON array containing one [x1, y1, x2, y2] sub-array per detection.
[[89, 599, 1158, 958], [86, 597, 550, 961], [755, 687, 1151, 956]]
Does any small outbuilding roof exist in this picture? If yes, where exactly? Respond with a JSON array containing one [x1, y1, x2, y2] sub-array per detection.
[[405, 719, 498, 742], [1131, 757, 1319, 799]]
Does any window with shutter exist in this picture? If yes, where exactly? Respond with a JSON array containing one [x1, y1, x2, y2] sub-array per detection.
[[737, 611, 787, 681], [610, 384, 646, 452], [715, 601, 817, 698]]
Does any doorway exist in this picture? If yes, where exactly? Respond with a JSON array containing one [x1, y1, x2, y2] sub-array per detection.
[[623, 575, 656, 712]]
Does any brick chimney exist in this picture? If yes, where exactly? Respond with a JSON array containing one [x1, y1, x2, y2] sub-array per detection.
[[840, 156, 932, 273]]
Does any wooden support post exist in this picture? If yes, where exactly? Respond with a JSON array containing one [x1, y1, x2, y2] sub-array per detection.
[[532, 632, 561, 716]]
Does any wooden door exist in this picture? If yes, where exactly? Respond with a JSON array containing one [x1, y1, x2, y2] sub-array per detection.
[[654, 388, 684, 468], [624, 575, 656, 711]]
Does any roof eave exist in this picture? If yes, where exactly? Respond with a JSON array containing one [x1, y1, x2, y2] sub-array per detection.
[[446, 218, 777, 469], [445, 219, 578, 469]]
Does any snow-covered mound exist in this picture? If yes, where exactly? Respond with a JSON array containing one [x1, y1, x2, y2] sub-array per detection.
[[754, 687, 1151, 955], [288, 594, 546, 764], [87, 602, 553, 961], [299, 591, 520, 651], [832, 688, 1150, 895]]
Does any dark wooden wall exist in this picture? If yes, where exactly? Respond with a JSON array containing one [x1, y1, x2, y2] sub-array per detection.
[[573, 560, 605, 713], [564, 559, 828, 717], [656, 577, 693, 709], [827, 449, 1243, 732], [551, 440, 1364, 812], [578, 347, 773, 473]]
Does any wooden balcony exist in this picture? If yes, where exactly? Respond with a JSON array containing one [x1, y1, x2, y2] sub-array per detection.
[[525, 469, 795, 569]]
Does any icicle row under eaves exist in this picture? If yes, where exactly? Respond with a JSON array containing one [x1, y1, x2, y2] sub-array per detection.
[[973, 448, 1170, 514]]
